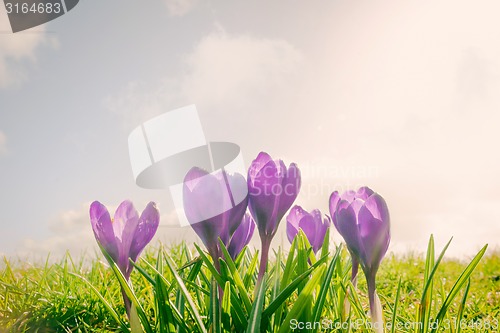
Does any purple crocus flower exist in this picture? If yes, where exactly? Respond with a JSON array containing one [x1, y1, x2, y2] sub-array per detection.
[[90, 200, 159, 315], [286, 206, 330, 253], [329, 187, 390, 332], [183, 167, 248, 265], [227, 213, 256, 260], [247, 152, 301, 281]]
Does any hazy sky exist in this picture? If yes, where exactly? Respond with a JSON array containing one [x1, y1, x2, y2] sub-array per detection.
[[1, 0, 499, 260]]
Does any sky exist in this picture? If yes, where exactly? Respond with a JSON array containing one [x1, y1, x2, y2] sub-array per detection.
[[0, 0, 499, 260]]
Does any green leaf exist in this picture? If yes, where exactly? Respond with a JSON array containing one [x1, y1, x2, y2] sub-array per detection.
[[262, 256, 327, 321], [277, 265, 327, 333], [130, 306, 144, 333], [219, 239, 253, 313], [390, 278, 402, 333], [69, 272, 128, 332], [97, 242, 153, 333], [221, 281, 232, 331], [209, 278, 221, 333], [455, 279, 471, 333], [429, 244, 487, 333], [311, 245, 341, 330], [245, 275, 267, 333], [165, 253, 208, 333]]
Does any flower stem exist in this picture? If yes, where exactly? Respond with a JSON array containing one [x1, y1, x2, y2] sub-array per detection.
[[367, 275, 384, 333], [257, 237, 271, 284], [121, 288, 131, 319], [343, 256, 359, 319]]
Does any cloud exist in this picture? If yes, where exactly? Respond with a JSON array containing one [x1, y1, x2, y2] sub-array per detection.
[[0, 9, 57, 87], [0, 131, 6, 155], [181, 30, 303, 108], [104, 2, 500, 258], [105, 29, 303, 130], [164, 0, 198, 16], [19, 203, 96, 259]]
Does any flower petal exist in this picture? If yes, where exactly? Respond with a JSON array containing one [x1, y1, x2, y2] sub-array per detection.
[[228, 213, 255, 259], [286, 205, 307, 238], [129, 202, 160, 263], [358, 203, 390, 272], [114, 200, 140, 274], [113, 200, 139, 243], [183, 168, 226, 226], [298, 212, 318, 248], [247, 151, 273, 184], [277, 163, 301, 222], [248, 158, 283, 235], [329, 191, 341, 228], [356, 187, 374, 201], [364, 193, 390, 224], [90, 201, 119, 262], [336, 200, 364, 260], [312, 213, 330, 253]]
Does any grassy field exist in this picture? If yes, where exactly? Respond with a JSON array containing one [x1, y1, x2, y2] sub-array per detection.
[[0, 237, 498, 332]]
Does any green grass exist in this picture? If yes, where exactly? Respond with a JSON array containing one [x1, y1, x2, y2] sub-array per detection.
[[0, 237, 498, 333]]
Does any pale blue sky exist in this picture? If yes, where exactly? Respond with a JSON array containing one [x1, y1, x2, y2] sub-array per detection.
[[1, 0, 499, 259]]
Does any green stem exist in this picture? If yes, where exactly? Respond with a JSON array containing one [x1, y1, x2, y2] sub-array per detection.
[[367, 275, 384, 333], [257, 237, 271, 284]]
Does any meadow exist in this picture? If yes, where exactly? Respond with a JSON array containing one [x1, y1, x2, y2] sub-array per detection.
[[0, 236, 498, 332]]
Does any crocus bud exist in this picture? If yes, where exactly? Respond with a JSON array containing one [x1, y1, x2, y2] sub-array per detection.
[[329, 187, 390, 275], [90, 200, 159, 316], [247, 152, 301, 239], [227, 213, 256, 260], [183, 167, 248, 261], [286, 205, 330, 253], [329, 187, 390, 332], [90, 200, 160, 280], [247, 151, 301, 282]]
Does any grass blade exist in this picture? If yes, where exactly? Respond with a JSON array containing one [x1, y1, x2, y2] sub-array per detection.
[[165, 253, 208, 333], [245, 274, 267, 333]]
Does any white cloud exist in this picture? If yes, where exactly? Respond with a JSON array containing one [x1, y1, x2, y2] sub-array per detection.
[[104, 2, 500, 258], [0, 9, 56, 87], [105, 29, 303, 130], [20, 203, 96, 259], [181, 29, 303, 108], [164, 0, 198, 16], [0, 131, 6, 155]]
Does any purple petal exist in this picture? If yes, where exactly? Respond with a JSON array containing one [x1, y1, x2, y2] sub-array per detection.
[[286, 223, 299, 244], [113, 200, 139, 243], [228, 213, 255, 259], [364, 193, 390, 224], [183, 168, 226, 227], [355, 187, 374, 201], [90, 201, 119, 262], [129, 202, 160, 263], [247, 152, 273, 183], [183, 167, 210, 191], [277, 163, 301, 222], [358, 203, 390, 272], [248, 158, 283, 235], [286, 205, 306, 231], [312, 213, 330, 253], [329, 191, 341, 228], [298, 213, 318, 247], [335, 201, 364, 259], [342, 190, 357, 203], [113, 200, 139, 274], [222, 171, 248, 238]]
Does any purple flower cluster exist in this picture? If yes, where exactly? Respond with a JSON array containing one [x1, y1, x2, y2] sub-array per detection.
[[180, 151, 391, 286], [89, 150, 391, 323]]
